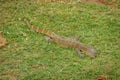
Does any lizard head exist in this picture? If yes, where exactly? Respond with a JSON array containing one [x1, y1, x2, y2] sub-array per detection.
[[87, 46, 97, 58]]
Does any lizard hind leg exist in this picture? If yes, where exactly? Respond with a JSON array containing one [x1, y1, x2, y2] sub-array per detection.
[[70, 36, 81, 41], [75, 48, 84, 58], [45, 36, 53, 43], [74, 36, 81, 41]]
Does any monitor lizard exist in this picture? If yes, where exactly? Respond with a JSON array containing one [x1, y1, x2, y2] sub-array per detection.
[[28, 25, 96, 58]]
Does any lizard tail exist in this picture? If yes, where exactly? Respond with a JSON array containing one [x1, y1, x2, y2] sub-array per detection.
[[22, 18, 54, 37], [28, 25, 53, 37]]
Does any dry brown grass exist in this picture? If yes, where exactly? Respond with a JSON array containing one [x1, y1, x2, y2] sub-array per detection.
[[0, 31, 7, 48], [97, 75, 109, 80]]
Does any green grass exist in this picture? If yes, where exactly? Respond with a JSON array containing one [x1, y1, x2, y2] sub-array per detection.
[[0, 0, 120, 80]]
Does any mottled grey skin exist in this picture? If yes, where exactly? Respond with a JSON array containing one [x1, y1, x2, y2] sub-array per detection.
[[46, 32, 96, 58]]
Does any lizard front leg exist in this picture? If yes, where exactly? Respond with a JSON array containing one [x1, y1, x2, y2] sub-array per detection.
[[75, 48, 84, 58], [45, 36, 53, 43]]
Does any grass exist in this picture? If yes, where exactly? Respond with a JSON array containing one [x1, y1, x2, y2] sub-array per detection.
[[0, 0, 120, 80]]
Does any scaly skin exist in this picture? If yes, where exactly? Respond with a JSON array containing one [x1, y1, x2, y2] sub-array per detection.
[[28, 25, 96, 58]]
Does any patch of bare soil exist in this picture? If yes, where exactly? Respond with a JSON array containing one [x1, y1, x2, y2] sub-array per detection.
[[0, 31, 7, 48], [81, 0, 115, 8], [97, 75, 109, 80], [40, 0, 115, 8]]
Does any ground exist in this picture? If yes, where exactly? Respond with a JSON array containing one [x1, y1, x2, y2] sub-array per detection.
[[0, 0, 120, 80]]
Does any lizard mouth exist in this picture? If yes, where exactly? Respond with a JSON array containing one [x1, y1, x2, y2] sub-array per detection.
[[88, 48, 97, 58]]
